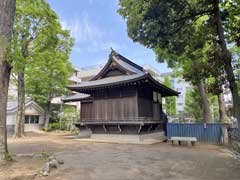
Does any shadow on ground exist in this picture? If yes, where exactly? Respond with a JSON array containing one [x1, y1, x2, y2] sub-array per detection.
[[1, 132, 240, 180]]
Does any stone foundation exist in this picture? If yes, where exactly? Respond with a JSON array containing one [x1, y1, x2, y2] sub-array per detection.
[[76, 131, 166, 144]]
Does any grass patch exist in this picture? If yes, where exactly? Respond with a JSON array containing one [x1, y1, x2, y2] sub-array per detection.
[[4, 152, 13, 161]]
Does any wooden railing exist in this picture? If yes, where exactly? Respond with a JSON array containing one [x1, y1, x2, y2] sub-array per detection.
[[73, 117, 162, 124]]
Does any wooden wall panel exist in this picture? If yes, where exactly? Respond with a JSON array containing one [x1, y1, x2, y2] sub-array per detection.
[[81, 86, 164, 122], [82, 96, 138, 121], [137, 87, 153, 118], [138, 97, 153, 118], [81, 102, 93, 119], [152, 103, 161, 120]]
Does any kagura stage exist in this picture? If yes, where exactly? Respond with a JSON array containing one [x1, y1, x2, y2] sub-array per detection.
[[64, 50, 179, 139]]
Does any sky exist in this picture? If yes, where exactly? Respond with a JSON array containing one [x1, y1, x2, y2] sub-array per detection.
[[46, 0, 172, 73]]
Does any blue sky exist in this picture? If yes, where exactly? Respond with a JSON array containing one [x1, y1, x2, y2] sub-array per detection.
[[46, 0, 171, 73]]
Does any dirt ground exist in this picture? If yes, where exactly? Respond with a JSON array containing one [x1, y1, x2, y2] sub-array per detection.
[[1, 132, 240, 180]]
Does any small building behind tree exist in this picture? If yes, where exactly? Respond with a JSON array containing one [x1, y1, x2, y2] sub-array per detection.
[[7, 98, 45, 132]]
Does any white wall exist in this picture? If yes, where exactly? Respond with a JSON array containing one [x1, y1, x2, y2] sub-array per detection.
[[173, 78, 190, 114], [7, 102, 45, 132], [7, 113, 16, 125]]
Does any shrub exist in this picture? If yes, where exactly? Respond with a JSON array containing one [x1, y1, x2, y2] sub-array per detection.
[[59, 123, 68, 131], [233, 143, 240, 154], [4, 152, 13, 161], [49, 123, 60, 130], [42, 122, 68, 131], [42, 127, 51, 132]]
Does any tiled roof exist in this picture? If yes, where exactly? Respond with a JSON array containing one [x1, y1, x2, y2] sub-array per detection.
[[67, 49, 179, 96], [91, 49, 144, 80], [7, 98, 32, 112], [68, 73, 146, 90], [7, 98, 44, 113], [112, 56, 144, 74], [62, 93, 90, 102]]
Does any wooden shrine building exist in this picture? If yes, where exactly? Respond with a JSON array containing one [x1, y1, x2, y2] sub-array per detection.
[[66, 50, 179, 135]]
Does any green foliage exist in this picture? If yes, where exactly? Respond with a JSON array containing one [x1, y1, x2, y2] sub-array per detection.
[[25, 46, 73, 106], [184, 87, 221, 122], [118, 0, 233, 122], [117, 0, 240, 88], [11, 0, 59, 71], [59, 105, 79, 130], [4, 152, 13, 161], [42, 123, 67, 132], [49, 123, 61, 130], [184, 87, 203, 121], [42, 127, 51, 132], [118, 0, 239, 62], [232, 143, 240, 153], [163, 76, 176, 115], [118, 0, 213, 59], [230, 46, 240, 94], [12, 0, 75, 106], [43, 105, 78, 131], [223, 0, 240, 46], [48, 122, 67, 131], [208, 94, 219, 122]]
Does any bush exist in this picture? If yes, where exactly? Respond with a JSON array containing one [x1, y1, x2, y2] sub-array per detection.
[[233, 143, 240, 153], [4, 152, 13, 161], [42, 127, 51, 132], [59, 123, 68, 131], [49, 123, 60, 130], [42, 122, 68, 132]]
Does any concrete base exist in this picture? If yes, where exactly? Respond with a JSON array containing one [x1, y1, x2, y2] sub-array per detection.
[[75, 132, 166, 144], [7, 124, 43, 133], [78, 129, 92, 138]]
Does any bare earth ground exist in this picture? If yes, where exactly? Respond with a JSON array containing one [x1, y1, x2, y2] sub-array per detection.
[[1, 132, 240, 180]]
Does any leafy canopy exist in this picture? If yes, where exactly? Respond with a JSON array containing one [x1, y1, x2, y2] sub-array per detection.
[[118, 0, 214, 61], [11, 0, 74, 105], [163, 76, 177, 115], [11, 0, 60, 71]]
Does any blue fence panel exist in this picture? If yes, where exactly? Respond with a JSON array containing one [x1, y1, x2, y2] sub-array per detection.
[[167, 123, 223, 144]]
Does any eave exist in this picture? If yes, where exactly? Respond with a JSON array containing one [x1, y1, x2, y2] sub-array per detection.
[[67, 73, 179, 97]]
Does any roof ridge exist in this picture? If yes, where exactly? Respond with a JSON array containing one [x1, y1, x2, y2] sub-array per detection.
[[91, 49, 144, 81], [110, 49, 143, 71]]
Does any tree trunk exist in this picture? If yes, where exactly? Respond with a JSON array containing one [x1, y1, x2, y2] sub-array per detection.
[[218, 93, 226, 123], [14, 35, 29, 138], [14, 72, 25, 138], [0, 63, 11, 160], [212, 0, 240, 127], [44, 100, 51, 129], [197, 80, 211, 123], [0, 0, 16, 160]]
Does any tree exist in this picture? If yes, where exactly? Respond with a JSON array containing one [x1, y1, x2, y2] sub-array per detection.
[[11, 0, 73, 136], [0, 0, 16, 160], [163, 16, 212, 122], [184, 87, 203, 121], [118, 0, 240, 126], [230, 46, 240, 94], [206, 75, 227, 122], [25, 28, 73, 128], [163, 76, 176, 116]]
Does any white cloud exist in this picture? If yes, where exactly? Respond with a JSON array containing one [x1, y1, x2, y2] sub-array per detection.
[[72, 41, 126, 53], [61, 13, 126, 53], [61, 13, 104, 44]]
